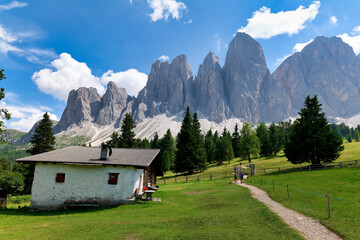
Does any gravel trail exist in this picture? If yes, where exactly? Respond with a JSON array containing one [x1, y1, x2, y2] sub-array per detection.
[[235, 182, 342, 240]]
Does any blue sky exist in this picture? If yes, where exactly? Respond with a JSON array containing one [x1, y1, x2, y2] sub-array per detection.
[[1, 0, 360, 131]]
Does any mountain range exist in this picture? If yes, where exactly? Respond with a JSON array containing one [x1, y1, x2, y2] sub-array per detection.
[[16, 33, 360, 145]]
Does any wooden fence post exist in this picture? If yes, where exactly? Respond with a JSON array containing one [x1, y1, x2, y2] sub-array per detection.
[[339, 163, 342, 168], [278, 167, 280, 172], [324, 163, 327, 170], [175, 177, 177, 183], [198, 176, 200, 181], [309, 165, 311, 171], [164, 179, 166, 184], [210, 174, 212, 180], [287, 185, 290, 199], [186, 176, 188, 182], [327, 191, 330, 218], [264, 169, 266, 175], [225, 171, 227, 177], [356, 160, 358, 166]]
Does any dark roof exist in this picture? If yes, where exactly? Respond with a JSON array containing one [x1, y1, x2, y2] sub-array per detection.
[[16, 146, 160, 168]]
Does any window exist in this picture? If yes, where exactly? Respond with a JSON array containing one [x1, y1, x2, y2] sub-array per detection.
[[108, 173, 119, 185], [55, 173, 65, 183]]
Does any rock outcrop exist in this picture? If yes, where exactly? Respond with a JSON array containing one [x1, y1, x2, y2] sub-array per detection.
[[273, 36, 360, 118]]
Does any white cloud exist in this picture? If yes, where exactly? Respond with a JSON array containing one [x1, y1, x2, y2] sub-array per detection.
[[0, 25, 17, 43], [0, 101, 58, 132], [293, 39, 314, 52], [184, 19, 192, 24], [352, 26, 360, 33], [32, 53, 148, 101], [40, 106, 53, 111], [0, 40, 22, 53], [158, 55, 170, 62], [100, 69, 148, 97], [147, 0, 186, 22], [330, 16, 337, 25], [338, 33, 360, 55], [275, 54, 291, 66], [237, 1, 320, 39], [0, 1, 27, 12], [32, 53, 105, 101]]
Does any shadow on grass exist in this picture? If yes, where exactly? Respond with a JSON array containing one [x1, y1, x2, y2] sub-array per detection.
[[0, 201, 152, 216]]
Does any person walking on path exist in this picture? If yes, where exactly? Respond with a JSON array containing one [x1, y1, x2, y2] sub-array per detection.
[[240, 172, 244, 183]]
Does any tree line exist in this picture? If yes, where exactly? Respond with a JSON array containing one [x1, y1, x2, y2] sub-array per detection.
[[330, 123, 360, 142]]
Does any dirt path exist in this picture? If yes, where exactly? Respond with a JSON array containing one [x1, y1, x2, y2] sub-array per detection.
[[235, 182, 341, 240]]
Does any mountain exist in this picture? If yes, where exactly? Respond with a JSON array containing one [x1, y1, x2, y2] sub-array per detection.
[[17, 33, 360, 146], [273, 36, 360, 118]]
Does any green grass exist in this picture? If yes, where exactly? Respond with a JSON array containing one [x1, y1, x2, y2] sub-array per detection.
[[0, 178, 304, 240], [248, 167, 360, 239]]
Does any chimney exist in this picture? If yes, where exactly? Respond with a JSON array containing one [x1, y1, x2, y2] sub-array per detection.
[[100, 145, 108, 160]]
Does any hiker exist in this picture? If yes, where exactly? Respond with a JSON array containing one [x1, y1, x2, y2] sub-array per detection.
[[240, 172, 244, 183], [234, 172, 238, 183]]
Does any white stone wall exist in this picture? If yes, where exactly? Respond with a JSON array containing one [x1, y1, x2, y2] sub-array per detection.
[[30, 163, 144, 211]]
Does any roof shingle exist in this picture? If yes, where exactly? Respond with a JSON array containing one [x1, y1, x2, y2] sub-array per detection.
[[17, 146, 160, 168]]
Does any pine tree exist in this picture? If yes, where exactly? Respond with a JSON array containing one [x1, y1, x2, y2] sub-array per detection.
[[26, 112, 55, 194], [354, 129, 360, 142], [219, 128, 234, 164], [284, 95, 344, 165], [347, 135, 352, 143], [269, 123, 282, 155], [28, 112, 56, 155], [191, 113, 207, 171], [232, 124, 241, 157], [256, 122, 271, 157], [150, 132, 160, 149], [160, 129, 176, 172], [238, 123, 260, 163], [175, 107, 194, 174], [204, 130, 216, 163], [118, 113, 136, 148], [108, 131, 120, 147]]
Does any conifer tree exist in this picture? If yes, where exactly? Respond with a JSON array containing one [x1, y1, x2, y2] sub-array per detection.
[[26, 112, 55, 194], [232, 124, 241, 157], [269, 123, 282, 155], [108, 131, 120, 147], [160, 129, 176, 172], [175, 107, 194, 174], [354, 129, 360, 142], [191, 112, 207, 171], [118, 113, 136, 148], [204, 130, 216, 163], [238, 123, 260, 163], [284, 95, 344, 165], [150, 132, 160, 149], [219, 128, 234, 164], [28, 112, 56, 155], [256, 122, 271, 157]]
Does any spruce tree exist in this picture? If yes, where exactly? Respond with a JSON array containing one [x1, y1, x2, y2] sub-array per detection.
[[354, 129, 360, 142], [108, 131, 120, 147], [26, 112, 55, 194], [118, 113, 136, 148], [160, 129, 176, 172], [238, 123, 260, 163], [284, 95, 344, 165], [232, 124, 241, 157], [269, 123, 282, 155], [150, 132, 160, 149], [175, 107, 194, 173], [191, 112, 207, 171], [204, 130, 216, 163], [256, 122, 271, 157], [220, 128, 234, 164], [28, 112, 56, 155]]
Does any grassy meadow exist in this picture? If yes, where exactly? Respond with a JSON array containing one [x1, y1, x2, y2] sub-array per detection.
[[0, 178, 303, 240], [1, 142, 360, 239], [249, 167, 360, 239]]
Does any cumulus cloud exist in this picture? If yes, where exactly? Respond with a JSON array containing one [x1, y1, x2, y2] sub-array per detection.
[[237, 1, 320, 39], [32, 53, 148, 101], [32, 53, 105, 101], [0, 1, 27, 12], [0, 101, 57, 132], [338, 33, 360, 55], [293, 39, 314, 52], [330, 16, 337, 25], [158, 55, 170, 62], [148, 0, 186, 22], [100, 69, 148, 97], [353, 26, 360, 33]]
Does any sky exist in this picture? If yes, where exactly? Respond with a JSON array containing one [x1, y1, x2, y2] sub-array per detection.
[[2, 0, 360, 132]]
